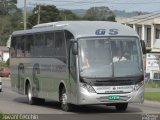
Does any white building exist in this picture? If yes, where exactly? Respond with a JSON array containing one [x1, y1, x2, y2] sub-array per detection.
[[0, 46, 9, 62], [116, 12, 160, 52]]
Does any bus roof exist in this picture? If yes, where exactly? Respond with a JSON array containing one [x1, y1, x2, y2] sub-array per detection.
[[12, 21, 138, 39]]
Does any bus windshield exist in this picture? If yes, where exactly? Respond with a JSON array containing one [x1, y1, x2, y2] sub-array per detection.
[[79, 37, 143, 78]]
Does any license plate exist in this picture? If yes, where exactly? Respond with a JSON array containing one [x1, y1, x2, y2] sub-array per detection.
[[108, 95, 120, 100]]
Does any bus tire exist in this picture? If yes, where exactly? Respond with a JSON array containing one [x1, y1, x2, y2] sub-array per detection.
[[27, 83, 36, 105], [37, 98, 45, 105], [115, 103, 128, 111], [60, 87, 72, 112]]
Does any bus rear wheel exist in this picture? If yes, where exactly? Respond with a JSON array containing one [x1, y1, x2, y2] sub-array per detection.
[[115, 103, 128, 111], [60, 87, 72, 112]]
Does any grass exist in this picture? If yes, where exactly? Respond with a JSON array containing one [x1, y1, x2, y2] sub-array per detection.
[[145, 83, 160, 88], [0, 113, 26, 120], [144, 92, 160, 102], [0, 61, 9, 68]]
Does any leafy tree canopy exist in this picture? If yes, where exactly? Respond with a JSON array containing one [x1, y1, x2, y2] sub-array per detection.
[[84, 6, 116, 21], [0, 0, 18, 15], [28, 5, 62, 28], [0, 0, 23, 46], [60, 10, 80, 20]]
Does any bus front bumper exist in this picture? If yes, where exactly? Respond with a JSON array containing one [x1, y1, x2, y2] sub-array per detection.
[[77, 85, 144, 105]]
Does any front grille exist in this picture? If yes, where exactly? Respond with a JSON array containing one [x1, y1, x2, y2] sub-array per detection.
[[81, 75, 144, 86], [97, 91, 130, 94], [92, 80, 135, 86]]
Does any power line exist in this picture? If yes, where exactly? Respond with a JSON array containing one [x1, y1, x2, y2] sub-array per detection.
[[125, 10, 160, 24], [135, 14, 160, 24], [23, 0, 160, 12], [34, 0, 160, 5], [28, 2, 91, 7], [29, 0, 95, 8], [26, 0, 160, 12]]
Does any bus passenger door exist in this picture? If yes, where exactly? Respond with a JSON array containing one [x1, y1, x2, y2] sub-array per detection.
[[69, 45, 78, 104], [32, 63, 40, 97]]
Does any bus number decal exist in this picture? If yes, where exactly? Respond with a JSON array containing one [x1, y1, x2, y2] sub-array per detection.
[[95, 29, 106, 35], [109, 29, 118, 35]]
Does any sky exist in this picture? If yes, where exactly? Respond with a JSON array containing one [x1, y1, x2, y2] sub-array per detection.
[[17, 0, 160, 12]]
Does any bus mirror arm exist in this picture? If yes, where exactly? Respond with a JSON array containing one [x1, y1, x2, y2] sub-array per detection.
[[140, 40, 146, 54]]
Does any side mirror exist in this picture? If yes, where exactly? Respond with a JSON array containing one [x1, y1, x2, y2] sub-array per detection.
[[71, 39, 78, 55], [140, 40, 146, 54]]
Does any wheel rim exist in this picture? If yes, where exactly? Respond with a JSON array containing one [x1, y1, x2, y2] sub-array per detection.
[[27, 86, 32, 102], [62, 92, 67, 105]]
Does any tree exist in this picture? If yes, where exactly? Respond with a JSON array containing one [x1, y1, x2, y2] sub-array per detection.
[[0, 16, 12, 45], [83, 6, 116, 21], [10, 8, 23, 30], [107, 15, 116, 22], [60, 10, 80, 20], [0, 0, 23, 46], [28, 5, 62, 28], [0, 0, 17, 15]]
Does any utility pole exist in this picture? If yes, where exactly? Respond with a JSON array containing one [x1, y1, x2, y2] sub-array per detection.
[[93, 0, 95, 11], [24, 0, 27, 30], [28, 2, 41, 24], [37, 5, 41, 24]]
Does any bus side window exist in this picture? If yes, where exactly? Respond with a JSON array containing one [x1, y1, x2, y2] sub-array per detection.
[[10, 37, 16, 58], [33, 33, 45, 57], [25, 35, 33, 57], [55, 31, 66, 62], [16, 36, 25, 57], [45, 32, 55, 57]]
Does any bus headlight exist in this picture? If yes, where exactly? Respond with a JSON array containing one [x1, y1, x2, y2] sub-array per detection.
[[134, 81, 144, 91], [80, 83, 96, 93]]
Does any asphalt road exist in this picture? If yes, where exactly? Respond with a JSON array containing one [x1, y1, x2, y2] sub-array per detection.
[[0, 78, 160, 120]]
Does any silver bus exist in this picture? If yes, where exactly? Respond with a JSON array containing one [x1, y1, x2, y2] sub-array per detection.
[[10, 21, 146, 111]]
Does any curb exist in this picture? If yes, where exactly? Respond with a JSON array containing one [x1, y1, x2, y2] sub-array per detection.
[[144, 100, 160, 105], [1, 77, 10, 80]]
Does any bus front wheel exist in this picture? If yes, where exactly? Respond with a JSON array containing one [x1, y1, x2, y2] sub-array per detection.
[[27, 84, 45, 105], [60, 87, 72, 112], [115, 103, 128, 111], [27, 84, 35, 105]]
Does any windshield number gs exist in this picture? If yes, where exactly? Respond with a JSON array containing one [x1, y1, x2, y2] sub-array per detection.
[[95, 29, 118, 35], [109, 29, 118, 35]]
